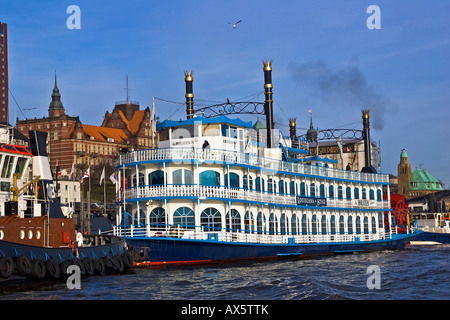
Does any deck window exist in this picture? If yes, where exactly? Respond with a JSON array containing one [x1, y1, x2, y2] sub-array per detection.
[[201, 207, 221, 231], [226, 209, 240, 231], [173, 207, 195, 230], [199, 170, 220, 187], [244, 211, 254, 233], [150, 207, 165, 229], [149, 170, 164, 186]]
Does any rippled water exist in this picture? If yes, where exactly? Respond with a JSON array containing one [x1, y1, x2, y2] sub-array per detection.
[[1, 245, 448, 300]]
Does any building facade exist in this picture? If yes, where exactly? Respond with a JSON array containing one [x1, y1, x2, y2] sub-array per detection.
[[396, 149, 443, 199], [0, 21, 8, 123], [16, 76, 158, 180]]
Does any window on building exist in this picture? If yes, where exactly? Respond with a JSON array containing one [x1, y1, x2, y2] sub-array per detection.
[[199, 170, 220, 187], [226, 209, 240, 231], [201, 207, 221, 231], [173, 207, 195, 230], [148, 170, 164, 185]]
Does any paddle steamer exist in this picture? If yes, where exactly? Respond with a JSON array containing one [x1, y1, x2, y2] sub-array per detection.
[[110, 61, 421, 265]]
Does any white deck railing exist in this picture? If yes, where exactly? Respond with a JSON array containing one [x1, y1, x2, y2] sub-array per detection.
[[120, 184, 390, 210], [108, 224, 394, 245], [117, 148, 389, 184]]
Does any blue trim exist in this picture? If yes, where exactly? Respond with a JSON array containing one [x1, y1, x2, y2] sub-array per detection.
[[157, 115, 253, 130], [122, 195, 390, 213]]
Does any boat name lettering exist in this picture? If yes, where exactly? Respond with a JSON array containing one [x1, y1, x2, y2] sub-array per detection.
[[296, 196, 327, 206]]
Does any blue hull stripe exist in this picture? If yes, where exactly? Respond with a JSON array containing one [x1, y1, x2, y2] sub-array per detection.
[[127, 232, 421, 265]]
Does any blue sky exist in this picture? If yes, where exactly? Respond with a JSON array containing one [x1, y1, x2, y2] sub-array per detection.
[[1, 0, 449, 187]]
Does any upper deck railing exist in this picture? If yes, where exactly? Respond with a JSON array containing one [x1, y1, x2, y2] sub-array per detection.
[[117, 147, 389, 184]]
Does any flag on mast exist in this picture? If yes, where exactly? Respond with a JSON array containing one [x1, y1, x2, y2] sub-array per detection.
[[100, 167, 105, 185], [110, 172, 117, 184], [80, 166, 90, 183]]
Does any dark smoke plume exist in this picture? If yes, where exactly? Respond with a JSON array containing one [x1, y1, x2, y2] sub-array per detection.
[[288, 59, 394, 130]]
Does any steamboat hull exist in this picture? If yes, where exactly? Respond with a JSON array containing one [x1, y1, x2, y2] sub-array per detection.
[[129, 232, 421, 266]]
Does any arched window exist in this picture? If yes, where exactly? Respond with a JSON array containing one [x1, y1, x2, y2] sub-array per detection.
[[356, 216, 361, 234], [311, 214, 318, 234], [267, 179, 274, 194], [257, 211, 266, 234], [226, 209, 241, 231], [371, 216, 377, 234], [149, 170, 164, 186], [348, 216, 353, 234], [362, 188, 367, 200], [310, 183, 316, 197], [330, 215, 336, 234], [243, 175, 253, 190], [377, 189, 382, 201], [173, 169, 193, 184], [289, 181, 296, 196], [369, 189, 375, 200], [300, 182, 306, 196], [339, 215, 345, 234], [255, 177, 265, 192], [131, 173, 145, 187], [346, 187, 352, 200], [225, 172, 240, 188], [278, 180, 286, 195], [320, 184, 325, 198], [291, 213, 298, 235], [150, 207, 166, 230], [364, 216, 369, 234], [321, 215, 327, 235], [173, 207, 195, 229], [280, 213, 287, 234], [199, 170, 220, 186], [301, 214, 308, 235], [269, 213, 277, 234], [354, 188, 360, 200], [329, 185, 334, 199], [378, 212, 384, 229], [337, 186, 343, 200], [244, 211, 254, 233], [201, 207, 222, 231]]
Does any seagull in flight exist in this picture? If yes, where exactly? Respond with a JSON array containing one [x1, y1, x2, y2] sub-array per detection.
[[229, 20, 242, 28]]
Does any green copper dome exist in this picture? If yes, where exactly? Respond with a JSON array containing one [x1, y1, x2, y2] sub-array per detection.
[[409, 169, 443, 191]]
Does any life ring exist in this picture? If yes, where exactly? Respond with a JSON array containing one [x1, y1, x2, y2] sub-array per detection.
[[16, 255, 32, 276], [0, 256, 13, 279], [170, 226, 185, 238], [45, 259, 60, 279], [31, 258, 46, 279]]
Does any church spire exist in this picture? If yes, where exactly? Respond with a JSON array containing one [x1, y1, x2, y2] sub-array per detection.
[[49, 72, 65, 117]]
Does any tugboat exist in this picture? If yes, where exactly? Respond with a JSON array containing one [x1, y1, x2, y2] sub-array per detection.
[[0, 127, 135, 281], [108, 61, 422, 266]]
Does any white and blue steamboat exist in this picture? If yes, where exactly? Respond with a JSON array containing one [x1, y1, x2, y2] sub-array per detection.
[[111, 61, 421, 265]]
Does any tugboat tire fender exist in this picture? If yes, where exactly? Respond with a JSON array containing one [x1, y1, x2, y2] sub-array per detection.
[[0, 256, 14, 279], [76, 259, 86, 276], [31, 258, 46, 279], [16, 255, 32, 276], [59, 260, 72, 278], [82, 257, 95, 276], [122, 251, 133, 269], [45, 259, 60, 279], [94, 258, 106, 276]]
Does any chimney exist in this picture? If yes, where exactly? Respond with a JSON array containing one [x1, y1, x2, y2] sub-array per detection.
[[263, 60, 274, 148], [361, 110, 377, 173], [185, 71, 194, 119]]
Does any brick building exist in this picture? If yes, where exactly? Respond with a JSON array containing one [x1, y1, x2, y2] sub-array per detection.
[[16, 76, 158, 179]]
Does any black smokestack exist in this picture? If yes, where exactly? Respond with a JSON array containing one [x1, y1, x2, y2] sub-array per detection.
[[289, 118, 299, 148], [361, 110, 377, 173], [263, 60, 274, 148], [185, 71, 194, 119]]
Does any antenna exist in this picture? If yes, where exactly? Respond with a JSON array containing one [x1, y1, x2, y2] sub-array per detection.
[[125, 75, 130, 104]]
